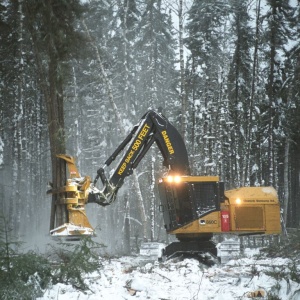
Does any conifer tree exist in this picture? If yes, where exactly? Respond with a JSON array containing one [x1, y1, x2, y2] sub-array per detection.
[[0, 215, 51, 299], [24, 0, 86, 230], [0, 0, 50, 239], [281, 2, 300, 227], [185, 0, 230, 175], [262, 0, 295, 186], [135, 0, 178, 113], [227, 0, 253, 187]]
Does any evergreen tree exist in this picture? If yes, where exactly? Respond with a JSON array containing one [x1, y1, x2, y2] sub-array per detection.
[[0, 0, 50, 240], [185, 0, 230, 176], [261, 0, 295, 186], [135, 0, 178, 113], [282, 2, 300, 227], [49, 237, 103, 290], [0, 215, 52, 299], [23, 0, 87, 230], [227, 0, 253, 187], [66, 0, 116, 166], [114, 0, 140, 115]]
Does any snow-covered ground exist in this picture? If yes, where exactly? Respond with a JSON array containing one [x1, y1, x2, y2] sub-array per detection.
[[39, 250, 300, 300]]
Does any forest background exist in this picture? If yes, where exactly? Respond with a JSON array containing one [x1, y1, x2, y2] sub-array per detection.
[[0, 0, 300, 255]]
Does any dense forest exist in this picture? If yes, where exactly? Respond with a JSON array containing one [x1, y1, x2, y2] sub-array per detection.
[[0, 0, 300, 254]]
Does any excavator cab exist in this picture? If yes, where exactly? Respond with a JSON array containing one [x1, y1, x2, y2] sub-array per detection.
[[158, 175, 223, 231]]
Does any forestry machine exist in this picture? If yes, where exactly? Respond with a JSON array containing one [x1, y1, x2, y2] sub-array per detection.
[[49, 110, 281, 260]]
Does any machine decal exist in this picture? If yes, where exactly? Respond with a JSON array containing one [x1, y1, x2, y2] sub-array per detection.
[[199, 219, 217, 225], [161, 130, 175, 154], [206, 220, 217, 224], [118, 123, 151, 175]]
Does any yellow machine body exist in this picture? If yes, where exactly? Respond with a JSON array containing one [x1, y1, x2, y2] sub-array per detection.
[[158, 175, 281, 240], [224, 187, 281, 234]]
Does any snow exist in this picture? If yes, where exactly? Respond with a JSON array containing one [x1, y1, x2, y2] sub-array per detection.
[[38, 252, 300, 300], [50, 224, 94, 237], [262, 187, 278, 196]]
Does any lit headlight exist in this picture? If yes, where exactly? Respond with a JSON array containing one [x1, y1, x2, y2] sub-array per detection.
[[235, 198, 241, 204], [166, 176, 174, 183], [165, 175, 181, 183], [174, 176, 181, 183]]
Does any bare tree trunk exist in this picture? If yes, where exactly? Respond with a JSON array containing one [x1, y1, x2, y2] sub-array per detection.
[[132, 172, 147, 239], [48, 45, 67, 228], [24, 3, 67, 231], [150, 154, 156, 241], [123, 192, 131, 254], [119, 0, 133, 249], [71, 66, 82, 167], [267, 3, 278, 186], [179, 0, 187, 140], [245, 0, 261, 185], [9, 0, 24, 238], [283, 139, 289, 225]]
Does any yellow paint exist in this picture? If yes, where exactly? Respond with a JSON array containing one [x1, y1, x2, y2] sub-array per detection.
[[52, 155, 95, 236], [226, 187, 281, 234], [161, 130, 175, 154], [117, 123, 151, 175], [171, 211, 222, 234]]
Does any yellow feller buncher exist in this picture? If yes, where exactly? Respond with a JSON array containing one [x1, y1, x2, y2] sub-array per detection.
[[49, 110, 281, 259]]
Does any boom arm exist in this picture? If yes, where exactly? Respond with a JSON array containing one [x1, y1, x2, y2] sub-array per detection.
[[88, 110, 190, 206]]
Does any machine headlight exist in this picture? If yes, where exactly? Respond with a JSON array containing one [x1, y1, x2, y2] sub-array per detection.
[[235, 198, 241, 204], [165, 175, 181, 183], [174, 176, 181, 183], [166, 175, 174, 183]]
